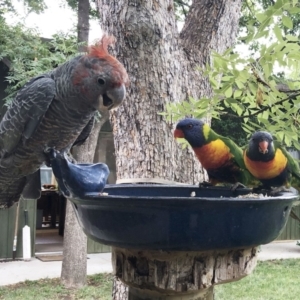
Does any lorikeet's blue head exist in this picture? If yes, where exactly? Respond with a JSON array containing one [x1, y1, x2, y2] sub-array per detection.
[[247, 131, 275, 161], [174, 118, 207, 148]]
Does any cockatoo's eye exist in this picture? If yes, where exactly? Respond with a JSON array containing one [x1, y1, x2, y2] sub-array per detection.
[[97, 77, 106, 85]]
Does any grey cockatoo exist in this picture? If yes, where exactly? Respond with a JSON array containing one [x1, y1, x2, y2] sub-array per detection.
[[0, 35, 129, 209]]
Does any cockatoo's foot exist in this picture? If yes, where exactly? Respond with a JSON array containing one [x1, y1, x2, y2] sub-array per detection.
[[43, 147, 56, 167], [65, 152, 77, 164]]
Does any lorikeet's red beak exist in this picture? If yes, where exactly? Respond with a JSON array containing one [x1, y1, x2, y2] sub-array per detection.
[[259, 140, 269, 154], [174, 129, 184, 139]]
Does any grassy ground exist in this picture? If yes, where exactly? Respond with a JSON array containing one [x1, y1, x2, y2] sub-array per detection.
[[215, 259, 300, 300], [0, 273, 113, 300], [0, 259, 300, 299]]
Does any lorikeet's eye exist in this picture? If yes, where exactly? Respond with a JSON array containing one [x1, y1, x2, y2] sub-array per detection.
[[187, 124, 193, 129], [97, 77, 106, 85]]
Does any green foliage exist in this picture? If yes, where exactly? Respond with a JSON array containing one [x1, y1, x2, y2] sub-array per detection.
[[165, 0, 300, 150], [22, 0, 47, 14], [1, 0, 96, 16], [0, 18, 79, 104], [240, 0, 300, 36], [211, 112, 250, 147], [0, 0, 46, 16], [0, 1, 15, 15], [174, 0, 190, 21]]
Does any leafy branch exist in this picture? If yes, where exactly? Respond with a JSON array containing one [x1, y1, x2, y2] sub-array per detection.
[[224, 91, 300, 119], [165, 0, 300, 149]]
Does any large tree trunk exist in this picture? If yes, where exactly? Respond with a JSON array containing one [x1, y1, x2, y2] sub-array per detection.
[[97, 0, 242, 298]]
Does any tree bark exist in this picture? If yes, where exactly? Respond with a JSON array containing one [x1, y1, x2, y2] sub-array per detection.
[[72, 111, 110, 161], [77, 0, 90, 52], [112, 246, 258, 299], [97, 0, 243, 298], [60, 199, 87, 288], [60, 113, 109, 288]]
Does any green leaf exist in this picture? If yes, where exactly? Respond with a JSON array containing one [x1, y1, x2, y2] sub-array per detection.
[[235, 80, 245, 89], [282, 15, 293, 29], [263, 109, 272, 121], [254, 30, 269, 39], [222, 76, 233, 81], [234, 89, 243, 98], [286, 34, 299, 42], [273, 25, 283, 42], [224, 86, 233, 98], [284, 134, 292, 146], [256, 13, 266, 23], [289, 6, 300, 14]]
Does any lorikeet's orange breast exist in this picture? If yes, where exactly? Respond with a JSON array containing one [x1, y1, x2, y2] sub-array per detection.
[[193, 139, 232, 170], [244, 149, 287, 180]]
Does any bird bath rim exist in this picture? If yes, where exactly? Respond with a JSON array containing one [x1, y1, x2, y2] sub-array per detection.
[[68, 184, 300, 251], [69, 184, 299, 203]]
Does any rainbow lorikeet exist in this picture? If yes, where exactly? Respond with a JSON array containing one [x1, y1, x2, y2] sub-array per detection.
[[244, 131, 300, 191], [244, 131, 300, 221], [174, 118, 255, 188]]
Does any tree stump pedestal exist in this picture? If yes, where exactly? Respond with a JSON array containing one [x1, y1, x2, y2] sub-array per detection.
[[112, 246, 258, 300]]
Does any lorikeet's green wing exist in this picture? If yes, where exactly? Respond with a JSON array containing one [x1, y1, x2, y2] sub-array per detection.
[[211, 132, 257, 186], [273, 141, 300, 222], [218, 136, 245, 167], [274, 141, 300, 184]]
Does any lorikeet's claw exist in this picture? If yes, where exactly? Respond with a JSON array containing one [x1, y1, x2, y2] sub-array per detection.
[[251, 185, 290, 196], [269, 186, 291, 196], [251, 185, 270, 194], [198, 181, 213, 188], [230, 182, 246, 191]]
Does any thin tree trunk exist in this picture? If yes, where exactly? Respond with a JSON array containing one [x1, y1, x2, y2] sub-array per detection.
[[60, 199, 87, 288], [77, 0, 90, 52], [72, 112, 110, 160], [61, 0, 103, 289], [60, 114, 109, 288], [97, 0, 242, 298]]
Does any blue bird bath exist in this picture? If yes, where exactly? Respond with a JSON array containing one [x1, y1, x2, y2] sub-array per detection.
[[68, 184, 299, 251]]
